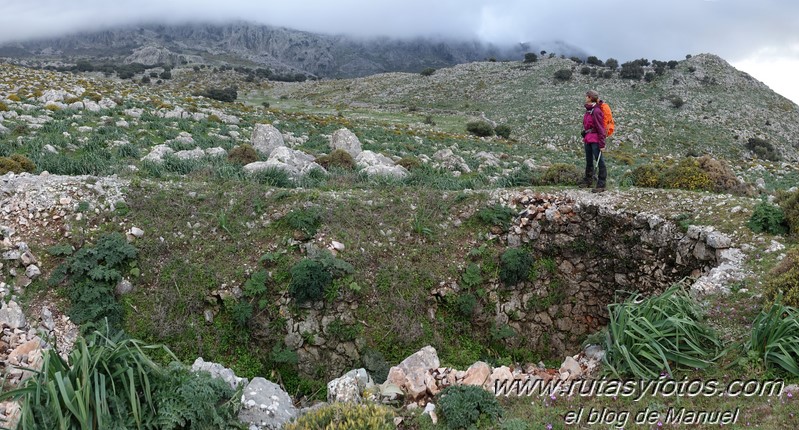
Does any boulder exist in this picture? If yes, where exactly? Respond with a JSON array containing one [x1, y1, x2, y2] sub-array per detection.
[[387, 345, 440, 401], [327, 368, 374, 403], [356, 150, 408, 179], [191, 357, 248, 390], [330, 128, 362, 157], [251, 124, 285, 157], [238, 377, 298, 430], [461, 361, 491, 387], [0, 300, 26, 329], [245, 147, 325, 178]]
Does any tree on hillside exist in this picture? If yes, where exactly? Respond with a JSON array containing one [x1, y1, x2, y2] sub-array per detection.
[[524, 53, 538, 63], [605, 58, 619, 70]]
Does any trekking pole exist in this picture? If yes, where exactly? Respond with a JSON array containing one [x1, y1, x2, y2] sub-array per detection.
[[594, 151, 602, 171]]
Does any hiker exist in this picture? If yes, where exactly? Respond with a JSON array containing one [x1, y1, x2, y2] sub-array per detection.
[[580, 89, 607, 193]]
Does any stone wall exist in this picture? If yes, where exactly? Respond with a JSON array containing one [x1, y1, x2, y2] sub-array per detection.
[[488, 191, 730, 355]]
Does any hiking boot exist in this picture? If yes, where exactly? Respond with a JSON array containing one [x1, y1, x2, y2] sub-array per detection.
[[591, 187, 606, 193]]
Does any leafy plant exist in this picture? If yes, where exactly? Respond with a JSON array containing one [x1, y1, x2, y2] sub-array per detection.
[[777, 188, 799, 235], [462, 263, 483, 289], [284, 402, 394, 430], [475, 204, 516, 231], [601, 284, 722, 378], [499, 248, 534, 287], [744, 300, 799, 376], [494, 124, 512, 139], [288, 258, 333, 304], [284, 207, 323, 238], [747, 200, 788, 235], [553, 69, 573, 81], [48, 232, 137, 332], [436, 385, 503, 430]]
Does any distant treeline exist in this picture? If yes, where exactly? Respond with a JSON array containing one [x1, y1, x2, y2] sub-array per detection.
[[34, 60, 313, 83]]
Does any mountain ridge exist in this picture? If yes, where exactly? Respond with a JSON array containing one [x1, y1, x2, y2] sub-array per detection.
[[0, 21, 567, 78]]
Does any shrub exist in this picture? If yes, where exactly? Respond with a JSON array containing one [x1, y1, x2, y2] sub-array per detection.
[[763, 247, 799, 308], [745, 301, 799, 376], [499, 248, 534, 287], [289, 258, 332, 304], [436, 385, 503, 430], [670, 96, 685, 108], [523, 52, 538, 63], [538, 163, 581, 186], [494, 124, 512, 139], [554, 69, 573, 81], [0, 157, 22, 175], [420, 67, 436, 76], [777, 189, 799, 235], [227, 144, 259, 165], [659, 158, 713, 191], [746, 137, 781, 161], [0, 101, 7, 111], [316, 148, 355, 170], [602, 284, 721, 378], [580, 66, 591, 75], [397, 156, 422, 171], [747, 200, 789, 235], [644, 72, 656, 82], [605, 58, 619, 69], [696, 155, 750, 195], [285, 402, 394, 430], [202, 86, 238, 103], [10, 153, 36, 172], [619, 62, 644, 80], [7, 94, 21, 102], [466, 121, 495, 137]]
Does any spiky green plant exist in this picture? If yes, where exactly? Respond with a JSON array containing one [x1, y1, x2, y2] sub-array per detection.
[[601, 283, 722, 378], [745, 300, 799, 376]]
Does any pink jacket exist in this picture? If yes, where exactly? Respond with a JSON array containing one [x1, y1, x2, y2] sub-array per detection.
[[583, 103, 606, 148]]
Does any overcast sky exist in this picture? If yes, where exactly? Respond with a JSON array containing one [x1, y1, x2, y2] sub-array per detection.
[[1, 0, 798, 103]]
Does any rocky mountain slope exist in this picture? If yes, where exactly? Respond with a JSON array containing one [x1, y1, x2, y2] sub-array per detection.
[[0, 22, 543, 78]]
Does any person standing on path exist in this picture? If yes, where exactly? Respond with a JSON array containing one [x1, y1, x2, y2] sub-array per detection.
[[580, 89, 607, 193]]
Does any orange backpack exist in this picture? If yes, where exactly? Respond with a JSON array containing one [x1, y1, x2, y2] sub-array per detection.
[[600, 101, 615, 137]]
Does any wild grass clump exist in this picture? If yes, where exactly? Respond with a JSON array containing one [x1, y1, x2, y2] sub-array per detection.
[[601, 284, 722, 379], [763, 247, 799, 308], [284, 402, 394, 430], [745, 300, 799, 376], [475, 204, 517, 232], [436, 385, 503, 430], [246, 166, 293, 187], [315, 148, 355, 170]]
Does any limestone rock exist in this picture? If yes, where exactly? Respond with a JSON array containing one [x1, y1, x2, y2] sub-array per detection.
[[238, 377, 298, 430], [192, 357, 248, 390], [0, 300, 26, 329], [461, 361, 491, 387], [251, 124, 285, 157], [327, 368, 374, 403], [387, 346, 440, 401], [330, 128, 362, 157]]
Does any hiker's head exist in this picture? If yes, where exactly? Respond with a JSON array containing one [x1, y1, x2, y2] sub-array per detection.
[[586, 90, 599, 103]]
